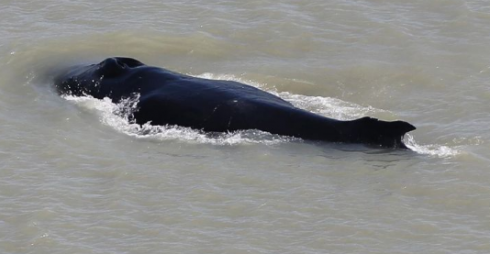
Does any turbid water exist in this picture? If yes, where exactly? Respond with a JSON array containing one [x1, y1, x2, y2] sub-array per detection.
[[1, 1, 489, 253]]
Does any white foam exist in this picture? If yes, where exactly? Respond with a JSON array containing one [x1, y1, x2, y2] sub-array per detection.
[[195, 73, 385, 120], [277, 92, 385, 120], [404, 134, 459, 158], [63, 74, 455, 156], [63, 94, 294, 146]]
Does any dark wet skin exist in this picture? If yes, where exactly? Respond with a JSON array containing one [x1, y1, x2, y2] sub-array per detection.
[[54, 57, 416, 148]]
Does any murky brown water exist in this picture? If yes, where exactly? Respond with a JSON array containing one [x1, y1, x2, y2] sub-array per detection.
[[1, 1, 489, 253]]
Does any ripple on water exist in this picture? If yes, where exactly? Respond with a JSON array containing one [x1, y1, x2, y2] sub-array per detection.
[[61, 73, 456, 159]]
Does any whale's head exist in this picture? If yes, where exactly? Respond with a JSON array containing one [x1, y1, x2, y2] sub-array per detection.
[[53, 57, 145, 98]]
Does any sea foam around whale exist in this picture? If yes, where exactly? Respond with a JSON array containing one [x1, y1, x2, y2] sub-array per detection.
[[63, 73, 459, 157]]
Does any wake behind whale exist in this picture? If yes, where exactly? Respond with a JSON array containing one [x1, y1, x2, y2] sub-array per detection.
[[53, 57, 415, 148]]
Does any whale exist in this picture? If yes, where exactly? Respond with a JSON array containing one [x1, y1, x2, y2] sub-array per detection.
[[53, 57, 415, 148]]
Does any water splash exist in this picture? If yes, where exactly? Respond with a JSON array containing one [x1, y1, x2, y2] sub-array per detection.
[[63, 94, 294, 146], [196, 73, 385, 120], [64, 73, 456, 155], [277, 92, 385, 120], [404, 134, 459, 158]]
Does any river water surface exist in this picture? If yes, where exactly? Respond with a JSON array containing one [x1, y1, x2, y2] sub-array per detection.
[[1, 1, 490, 253]]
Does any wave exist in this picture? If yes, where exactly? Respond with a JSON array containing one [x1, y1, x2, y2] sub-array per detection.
[[196, 73, 386, 120], [63, 95, 296, 146], [63, 73, 458, 157], [404, 134, 459, 158]]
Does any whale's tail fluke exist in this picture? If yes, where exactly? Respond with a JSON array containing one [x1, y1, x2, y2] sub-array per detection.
[[344, 117, 416, 148]]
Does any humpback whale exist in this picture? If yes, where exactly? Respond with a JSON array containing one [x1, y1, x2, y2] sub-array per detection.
[[54, 57, 415, 148]]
